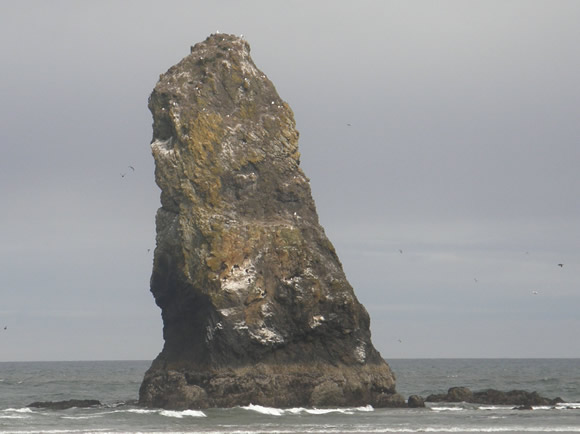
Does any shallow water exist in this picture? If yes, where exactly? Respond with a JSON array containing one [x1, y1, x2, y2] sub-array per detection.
[[1, 359, 578, 433]]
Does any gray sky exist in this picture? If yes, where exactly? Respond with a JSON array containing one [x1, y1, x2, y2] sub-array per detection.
[[1, 1, 579, 361]]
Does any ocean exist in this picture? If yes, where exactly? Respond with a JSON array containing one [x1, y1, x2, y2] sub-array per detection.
[[0, 358, 578, 433]]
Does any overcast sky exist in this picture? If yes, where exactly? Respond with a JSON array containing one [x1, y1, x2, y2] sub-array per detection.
[[1, 1, 579, 361]]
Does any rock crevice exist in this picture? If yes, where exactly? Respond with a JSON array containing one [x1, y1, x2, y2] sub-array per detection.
[[139, 34, 401, 409]]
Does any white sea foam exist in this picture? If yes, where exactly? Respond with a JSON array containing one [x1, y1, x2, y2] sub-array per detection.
[[60, 415, 102, 420], [104, 408, 206, 418], [305, 408, 349, 415], [122, 408, 158, 414], [159, 409, 206, 418], [430, 406, 465, 411], [242, 404, 285, 416], [478, 405, 512, 411], [243, 404, 374, 416], [3, 407, 33, 413], [556, 402, 580, 409], [0, 408, 33, 419], [303, 405, 374, 415]]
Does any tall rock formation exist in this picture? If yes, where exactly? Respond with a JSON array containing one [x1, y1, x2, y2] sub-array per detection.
[[139, 34, 402, 409]]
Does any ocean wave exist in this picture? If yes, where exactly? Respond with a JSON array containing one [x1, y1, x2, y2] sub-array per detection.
[[0, 408, 33, 419], [0, 414, 30, 419], [94, 408, 207, 418], [430, 406, 465, 411], [121, 408, 158, 414], [478, 403, 580, 411], [555, 402, 580, 410], [159, 409, 206, 418], [3, 407, 33, 413], [242, 404, 375, 416], [1, 426, 580, 434], [478, 405, 512, 411], [242, 404, 285, 416]]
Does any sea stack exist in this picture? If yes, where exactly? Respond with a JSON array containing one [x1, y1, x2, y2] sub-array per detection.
[[139, 34, 402, 409]]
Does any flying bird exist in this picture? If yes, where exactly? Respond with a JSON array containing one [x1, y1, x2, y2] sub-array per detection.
[[558, 264, 564, 268], [121, 166, 135, 178], [532, 291, 539, 295], [399, 249, 403, 254]]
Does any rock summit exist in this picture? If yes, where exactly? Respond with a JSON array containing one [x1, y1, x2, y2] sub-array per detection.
[[138, 34, 401, 409]]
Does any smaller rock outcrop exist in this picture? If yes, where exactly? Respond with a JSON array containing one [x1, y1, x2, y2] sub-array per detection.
[[513, 404, 534, 410], [407, 395, 426, 408], [28, 399, 102, 410], [425, 387, 564, 406]]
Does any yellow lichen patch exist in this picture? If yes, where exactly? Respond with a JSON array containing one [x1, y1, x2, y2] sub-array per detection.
[[228, 70, 244, 88], [206, 255, 223, 273], [275, 226, 303, 247], [239, 101, 257, 120], [229, 143, 265, 171], [205, 224, 260, 279], [184, 112, 227, 207], [188, 112, 224, 150]]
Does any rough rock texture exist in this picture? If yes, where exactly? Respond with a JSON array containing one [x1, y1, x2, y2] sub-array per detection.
[[407, 395, 426, 408], [138, 34, 401, 409], [425, 387, 564, 406]]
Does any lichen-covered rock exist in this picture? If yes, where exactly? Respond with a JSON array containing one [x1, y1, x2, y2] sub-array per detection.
[[138, 33, 401, 409]]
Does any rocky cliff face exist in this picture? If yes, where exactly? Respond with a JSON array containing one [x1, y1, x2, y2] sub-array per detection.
[[138, 34, 402, 409]]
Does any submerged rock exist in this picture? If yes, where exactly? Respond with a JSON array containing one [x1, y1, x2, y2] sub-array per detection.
[[28, 399, 101, 410], [138, 34, 401, 409]]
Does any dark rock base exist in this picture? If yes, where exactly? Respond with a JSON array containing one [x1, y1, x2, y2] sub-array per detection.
[[139, 362, 404, 409]]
